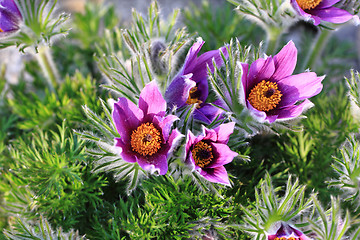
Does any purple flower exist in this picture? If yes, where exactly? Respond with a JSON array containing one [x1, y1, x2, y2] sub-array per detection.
[[241, 41, 324, 123], [185, 122, 238, 185], [290, 0, 354, 25], [267, 222, 311, 240], [0, 0, 22, 33], [165, 39, 229, 124], [112, 81, 181, 175]]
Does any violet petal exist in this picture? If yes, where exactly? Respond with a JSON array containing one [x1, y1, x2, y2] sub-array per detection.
[[113, 98, 143, 141], [114, 138, 137, 163], [200, 166, 230, 185], [207, 142, 237, 168], [311, 7, 353, 24], [165, 74, 195, 108], [139, 81, 166, 116], [271, 41, 297, 80]]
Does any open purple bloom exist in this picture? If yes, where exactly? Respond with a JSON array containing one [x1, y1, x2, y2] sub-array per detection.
[[185, 122, 238, 185], [290, 0, 354, 25], [165, 39, 229, 124], [0, 0, 22, 33], [112, 81, 181, 175], [241, 41, 324, 123], [267, 222, 311, 240]]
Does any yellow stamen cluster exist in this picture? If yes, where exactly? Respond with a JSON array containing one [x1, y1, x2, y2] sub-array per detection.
[[248, 80, 282, 112], [186, 86, 203, 106], [274, 237, 297, 240], [296, 0, 322, 10], [0, 28, 3, 33], [191, 141, 214, 168], [131, 122, 162, 156]]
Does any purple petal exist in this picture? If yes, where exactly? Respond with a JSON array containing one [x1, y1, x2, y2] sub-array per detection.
[[153, 114, 179, 141], [241, 63, 249, 102], [165, 74, 195, 108], [310, 7, 353, 24], [166, 128, 183, 156], [246, 100, 267, 122], [265, 114, 279, 123], [193, 103, 223, 124], [113, 98, 143, 141], [207, 142, 237, 168], [182, 39, 205, 73], [247, 57, 275, 90], [0, 0, 21, 17], [114, 138, 137, 163], [271, 41, 297, 80], [189, 45, 229, 81], [137, 153, 168, 175], [275, 99, 313, 119], [278, 72, 324, 107], [203, 128, 218, 142], [316, 0, 341, 9], [139, 81, 166, 116], [200, 166, 230, 185], [213, 122, 235, 144], [290, 0, 321, 25]]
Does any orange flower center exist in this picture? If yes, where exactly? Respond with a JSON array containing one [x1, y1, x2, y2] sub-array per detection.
[[296, 0, 322, 10], [186, 86, 203, 106], [130, 122, 162, 156], [274, 237, 297, 240], [191, 141, 214, 168], [0, 28, 3, 32], [248, 80, 282, 112]]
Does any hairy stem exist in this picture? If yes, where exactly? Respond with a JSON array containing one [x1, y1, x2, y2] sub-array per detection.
[[266, 27, 282, 55], [36, 46, 60, 94], [301, 29, 332, 71]]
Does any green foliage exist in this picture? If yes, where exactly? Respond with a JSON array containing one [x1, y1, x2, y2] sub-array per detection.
[[183, 1, 263, 52], [4, 215, 85, 240], [92, 175, 234, 239], [8, 71, 103, 130], [1, 122, 107, 231], [1, 0, 70, 52], [239, 173, 313, 240], [308, 196, 360, 240]]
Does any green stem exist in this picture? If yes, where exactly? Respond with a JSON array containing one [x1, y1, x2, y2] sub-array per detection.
[[301, 29, 332, 71], [36, 46, 60, 94], [266, 27, 282, 55]]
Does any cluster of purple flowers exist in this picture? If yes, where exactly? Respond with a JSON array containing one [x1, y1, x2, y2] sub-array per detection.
[[111, 38, 325, 187]]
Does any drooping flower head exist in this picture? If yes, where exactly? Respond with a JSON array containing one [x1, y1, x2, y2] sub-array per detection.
[[290, 0, 354, 25], [0, 0, 22, 34], [241, 41, 324, 123], [112, 81, 181, 175], [185, 122, 238, 185], [165, 39, 229, 124], [267, 222, 311, 240]]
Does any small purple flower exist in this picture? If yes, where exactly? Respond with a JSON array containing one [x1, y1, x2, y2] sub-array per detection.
[[165, 39, 229, 124], [0, 0, 22, 34], [241, 41, 324, 123], [267, 222, 311, 240], [112, 81, 181, 175], [290, 0, 354, 25], [185, 122, 238, 185]]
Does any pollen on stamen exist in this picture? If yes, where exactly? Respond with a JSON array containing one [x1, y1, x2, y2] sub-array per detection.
[[0, 28, 3, 33], [131, 122, 162, 156], [296, 0, 322, 10], [248, 80, 282, 112], [191, 141, 214, 168], [186, 86, 203, 106]]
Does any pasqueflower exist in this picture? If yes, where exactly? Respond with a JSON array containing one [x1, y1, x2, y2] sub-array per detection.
[[0, 0, 22, 34], [113, 81, 181, 175], [165, 39, 228, 124], [267, 222, 311, 240], [290, 0, 354, 25], [241, 41, 324, 123], [185, 122, 238, 185]]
